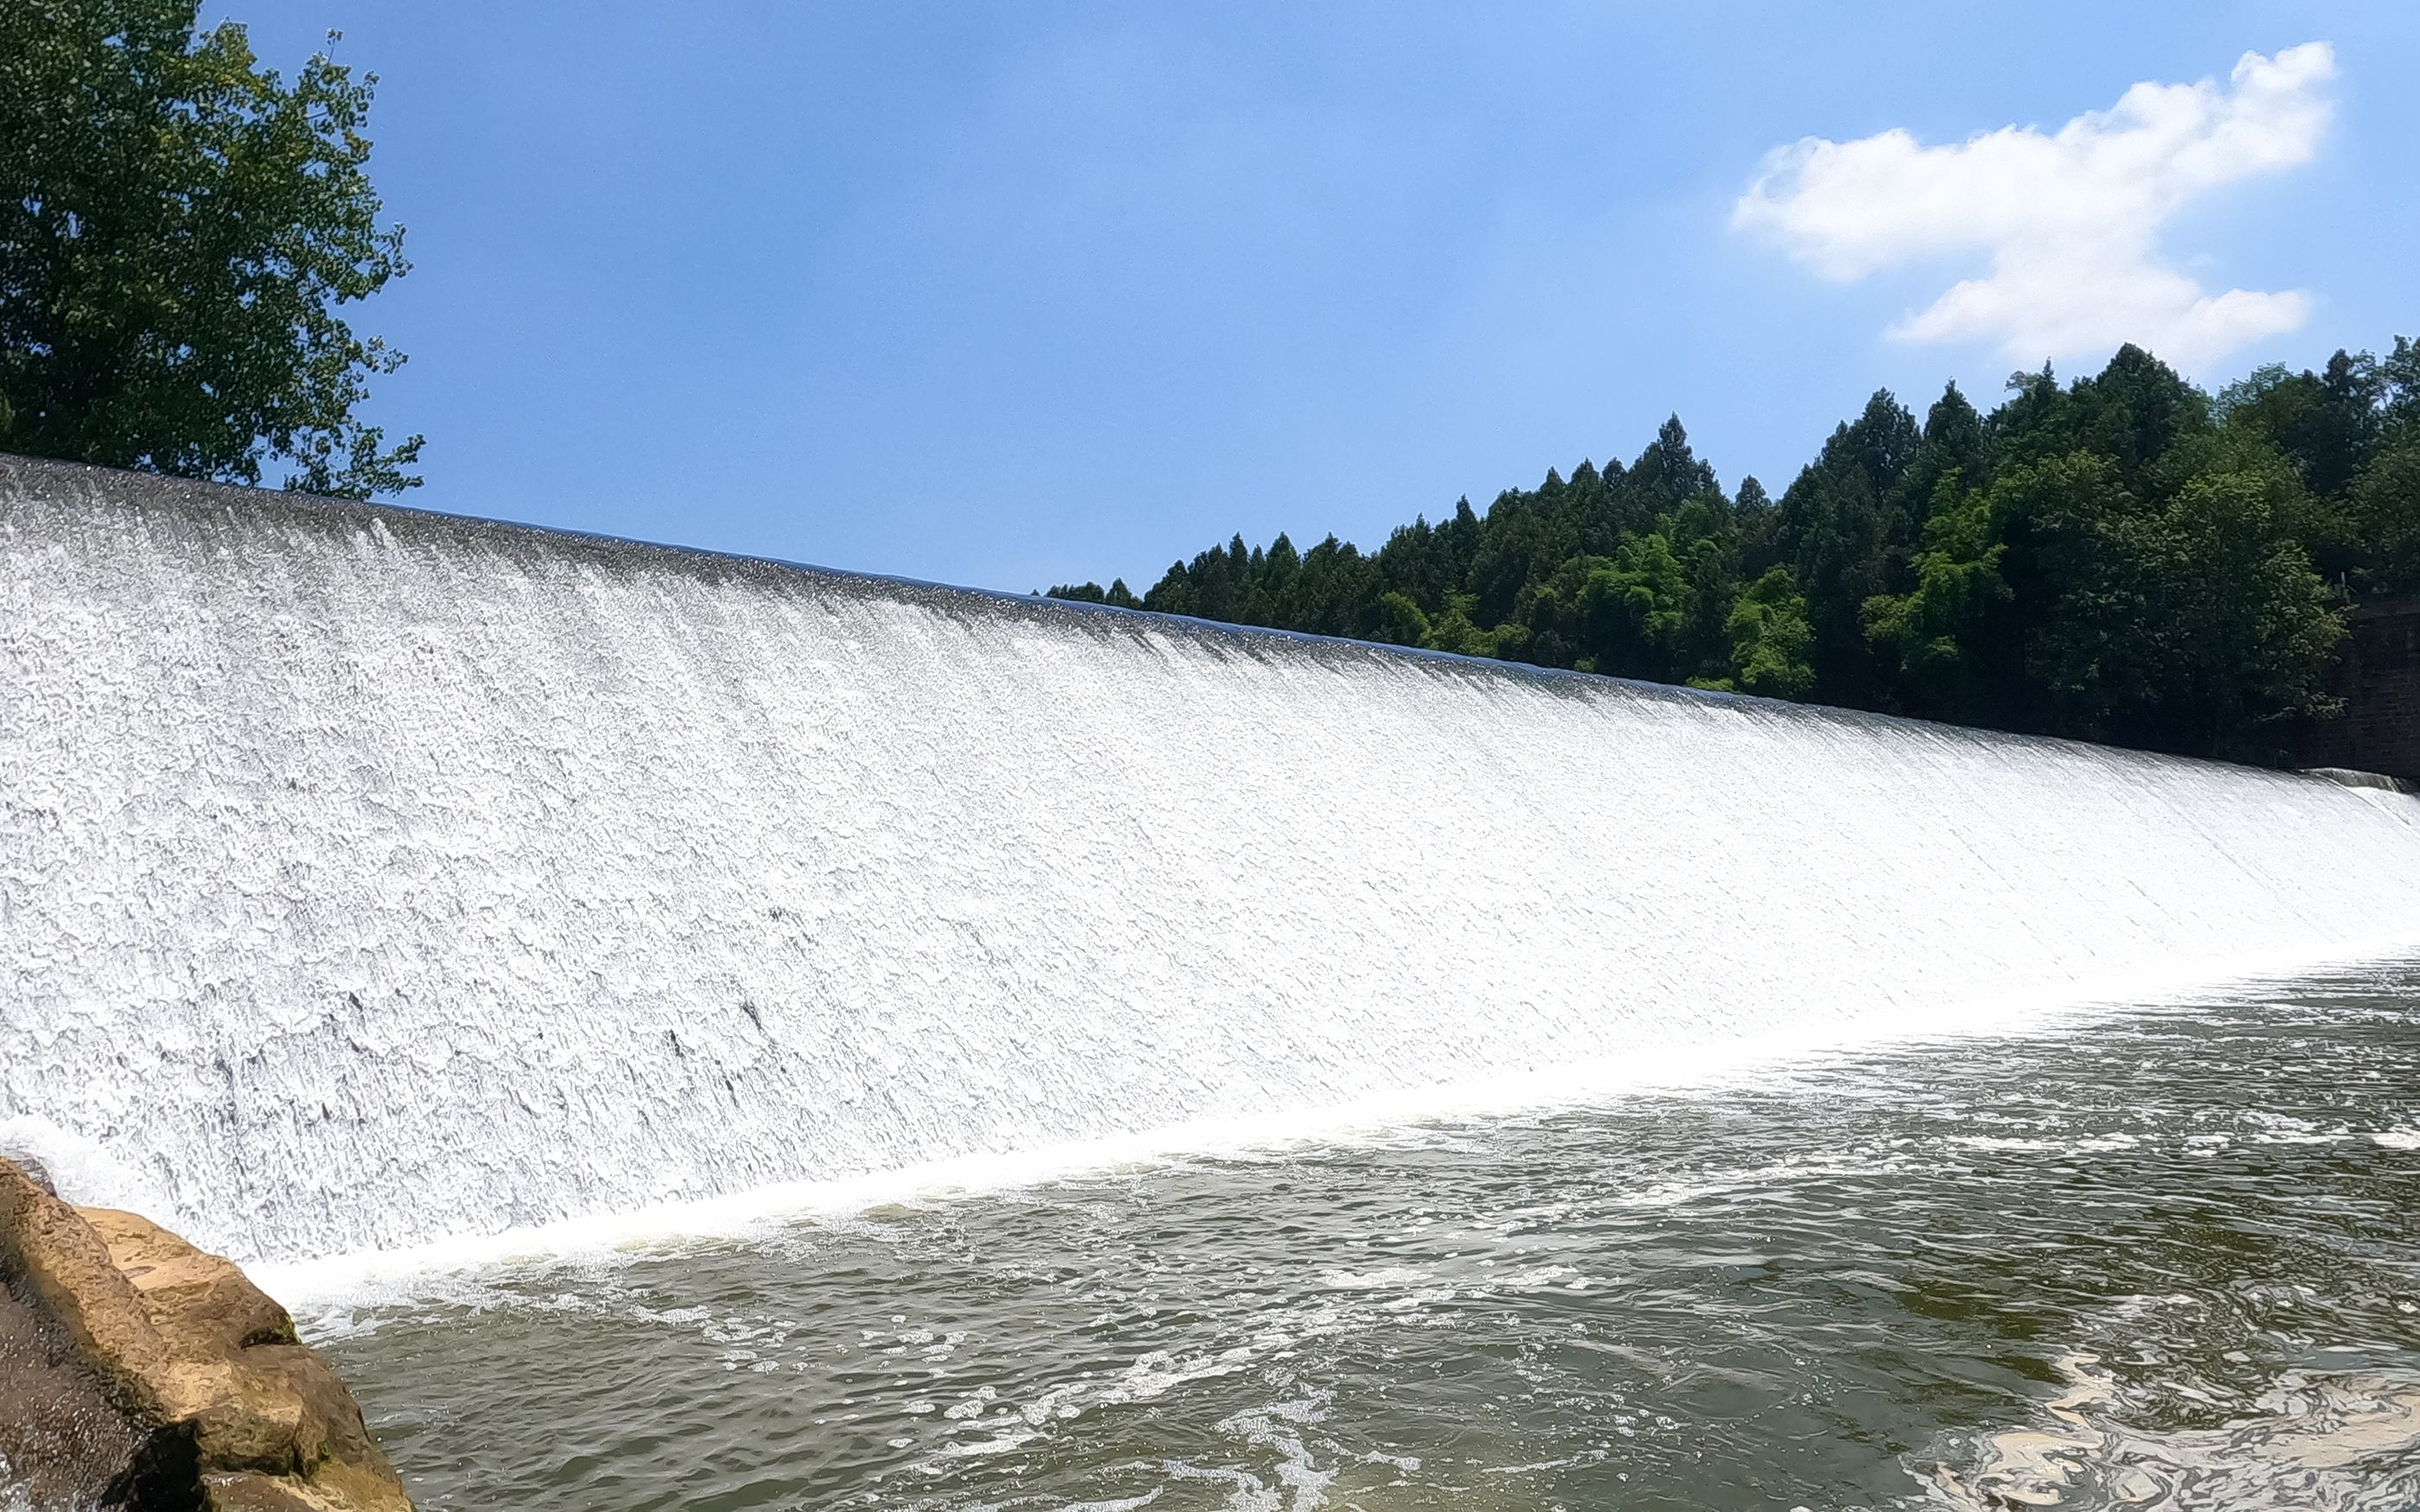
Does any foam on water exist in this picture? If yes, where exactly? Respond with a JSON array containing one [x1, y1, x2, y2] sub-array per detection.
[[5, 455, 2420, 1267], [234, 1005, 2099, 1309]]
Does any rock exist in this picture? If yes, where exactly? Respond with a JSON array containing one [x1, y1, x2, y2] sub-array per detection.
[[0, 1275, 189, 1511], [0, 1159, 411, 1511], [0, 1150, 56, 1196]]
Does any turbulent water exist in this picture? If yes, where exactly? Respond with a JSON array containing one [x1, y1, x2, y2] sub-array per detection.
[[307, 960, 2420, 1510], [5, 456, 2419, 1268]]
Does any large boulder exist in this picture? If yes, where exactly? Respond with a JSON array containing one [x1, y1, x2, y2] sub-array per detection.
[[0, 1159, 411, 1510]]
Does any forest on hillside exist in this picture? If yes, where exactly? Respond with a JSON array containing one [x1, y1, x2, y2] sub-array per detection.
[[1050, 343, 2420, 764]]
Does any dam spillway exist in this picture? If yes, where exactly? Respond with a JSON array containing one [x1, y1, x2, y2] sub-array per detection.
[[3, 454, 2418, 1266]]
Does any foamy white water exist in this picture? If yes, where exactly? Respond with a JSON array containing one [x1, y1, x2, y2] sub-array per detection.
[[4, 455, 2418, 1265]]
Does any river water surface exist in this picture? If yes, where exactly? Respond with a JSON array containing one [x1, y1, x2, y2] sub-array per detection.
[[309, 960, 2420, 1510]]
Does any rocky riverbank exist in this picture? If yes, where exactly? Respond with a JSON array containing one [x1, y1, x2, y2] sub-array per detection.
[[0, 1158, 411, 1511]]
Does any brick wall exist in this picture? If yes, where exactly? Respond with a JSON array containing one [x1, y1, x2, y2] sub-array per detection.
[[2296, 599, 2420, 778]]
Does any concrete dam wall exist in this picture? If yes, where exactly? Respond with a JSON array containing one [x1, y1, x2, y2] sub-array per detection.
[[4, 455, 2418, 1266]]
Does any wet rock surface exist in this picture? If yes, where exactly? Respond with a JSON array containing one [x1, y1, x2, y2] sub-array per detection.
[[0, 1277, 187, 1510], [0, 1160, 409, 1511]]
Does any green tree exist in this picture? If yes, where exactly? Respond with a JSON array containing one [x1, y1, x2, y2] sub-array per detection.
[[2142, 463, 2344, 757], [2340, 337, 2420, 600], [1994, 451, 2155, 740], [1044, 579, 1140, 608], [1617, 415, 1719, 535], [2067, 343, 2211, 493], [2213, 350, 2379, 502], [1596, 530, 1693, 682], [1986, 444, 2342, 755], [1719, 567, 1815, 700], [1422, 592, 1496, 658], [1371, 590, 1430, 648], [1096, 334, 2419, 767], [1275, 535, 1373, 637], [1775, 390, 1920, 704], [1890, 384, 1988, 548], [1863, 471, 2011, 721], [2348, 435, 2420, 599], [0, 1, 419, 497]]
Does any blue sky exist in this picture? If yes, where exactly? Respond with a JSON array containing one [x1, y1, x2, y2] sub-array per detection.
[[208, 2, 2418, 594]]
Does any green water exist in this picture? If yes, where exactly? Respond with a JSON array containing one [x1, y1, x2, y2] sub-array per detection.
[[312, 962, 2420, 1510]]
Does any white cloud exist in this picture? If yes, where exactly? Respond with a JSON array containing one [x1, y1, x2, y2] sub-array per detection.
[[1732, 43, 2334, 372]]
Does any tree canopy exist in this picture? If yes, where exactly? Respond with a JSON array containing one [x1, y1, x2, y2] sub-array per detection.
[[1052, 341, 2420, 766], [0, 0, 418, 498]]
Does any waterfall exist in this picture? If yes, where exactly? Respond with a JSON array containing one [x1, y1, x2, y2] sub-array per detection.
[[6, 455, 2418, 1264]]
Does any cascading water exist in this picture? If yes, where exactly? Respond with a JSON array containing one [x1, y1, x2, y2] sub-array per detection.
[[5, 454, 2418, 1267]]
